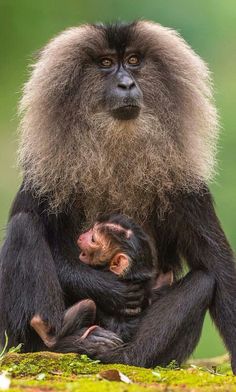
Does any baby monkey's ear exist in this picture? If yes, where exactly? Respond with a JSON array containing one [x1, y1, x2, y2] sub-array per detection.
[[110, 253, 130, 275]]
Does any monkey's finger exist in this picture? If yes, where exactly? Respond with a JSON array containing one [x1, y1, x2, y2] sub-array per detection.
[[125, 294, 145, 304], [91, 329, 123, 342], [126, 283, 144, 293], [88, 335, 123, 347], [125, 299, 145, 308], [126, 291, 144, 298], [88, 328, 123, 345], [80, 325, 99, 340], [121, 307, 142, 316], [126, 289, 145, 298]]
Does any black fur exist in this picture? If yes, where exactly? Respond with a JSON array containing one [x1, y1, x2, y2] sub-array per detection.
[[1, 183, 236, 371], [95, 22, 137, 54]]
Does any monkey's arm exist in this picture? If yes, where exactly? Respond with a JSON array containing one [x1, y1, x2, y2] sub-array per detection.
[[56, 259, 145, 314], [9, 187, 146, 316], [177, 187, 236, 373], [0, 211, 65, 351]]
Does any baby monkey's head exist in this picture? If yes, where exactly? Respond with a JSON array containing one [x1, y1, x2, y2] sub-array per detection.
[[77, 214, 154, 281]]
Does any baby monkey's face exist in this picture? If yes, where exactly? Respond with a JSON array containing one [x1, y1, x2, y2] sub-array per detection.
[[77, 222, 131, 275], [77, 223, 108, 265]]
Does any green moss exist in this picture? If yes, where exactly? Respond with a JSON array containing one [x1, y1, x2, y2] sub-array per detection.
[[0, 352, 101, 377], [0, 352, 236, 391]]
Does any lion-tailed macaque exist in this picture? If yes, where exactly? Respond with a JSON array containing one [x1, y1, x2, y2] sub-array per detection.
[[1, 20, 235, 372]]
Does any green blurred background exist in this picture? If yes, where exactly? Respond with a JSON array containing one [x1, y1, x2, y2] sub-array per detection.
[[0, 0, 235, 358]]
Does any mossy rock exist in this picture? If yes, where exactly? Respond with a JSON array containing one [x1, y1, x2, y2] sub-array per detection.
[[0, 352, 235, 391]]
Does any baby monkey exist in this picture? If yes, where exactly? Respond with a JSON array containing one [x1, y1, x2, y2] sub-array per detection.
[[31, 214, 173, 352], [78, 213, 155, 283], [78, 213, 173, 292]]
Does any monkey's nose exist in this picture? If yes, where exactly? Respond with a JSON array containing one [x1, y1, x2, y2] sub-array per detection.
[[117, 76, 135, 90]]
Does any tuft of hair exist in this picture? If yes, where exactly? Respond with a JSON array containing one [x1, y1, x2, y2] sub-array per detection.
[[18, 21, 219, 225]]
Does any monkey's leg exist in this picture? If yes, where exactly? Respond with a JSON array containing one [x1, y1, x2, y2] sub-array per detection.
[[31, 300, 97, 348], [175, 188, 236, 374], [0, 212, 65, 351], [30, 299, 123, 354], [51, 300, 123, 354], [93, 270, 214, 367]]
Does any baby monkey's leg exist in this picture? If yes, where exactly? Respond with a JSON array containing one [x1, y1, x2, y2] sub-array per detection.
[[30, 299, 123, 354], [59, 299, 97, 337], [30, 299, 97, 348]]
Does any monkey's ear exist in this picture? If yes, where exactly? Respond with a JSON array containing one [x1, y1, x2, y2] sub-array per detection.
[[110, 253, 129, 275]]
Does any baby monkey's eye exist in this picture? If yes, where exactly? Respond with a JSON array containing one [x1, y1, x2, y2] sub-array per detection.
[[99, 58, 113, 68], [91, 235, 95, 242], [127, 54, 141, 66]]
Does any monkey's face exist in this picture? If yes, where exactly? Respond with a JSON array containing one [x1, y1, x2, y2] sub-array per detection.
[[26, 22, 180, 127], [97, 54, 143, 120], [77, 223, 117, 266], [66, 23, 177, 123]]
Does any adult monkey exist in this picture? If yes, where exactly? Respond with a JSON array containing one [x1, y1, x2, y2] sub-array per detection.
[[0, 20, 235, 371]]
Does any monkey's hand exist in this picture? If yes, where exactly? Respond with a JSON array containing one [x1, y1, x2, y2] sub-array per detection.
[[80, 327, 124, 358], [83, 326, 123, 349], [54, 326, 123, 357], [75, 268, 147, 316], [95, 274, 147, 316], [120, 281, 151, 316]]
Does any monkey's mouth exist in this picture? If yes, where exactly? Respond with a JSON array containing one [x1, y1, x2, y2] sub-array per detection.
[[111, 105, 141, 120]]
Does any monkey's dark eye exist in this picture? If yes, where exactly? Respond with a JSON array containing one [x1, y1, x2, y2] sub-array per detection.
[[99, 58, 113, 68], [91, 235, 95, 242], [127, 55, 141, 66]]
